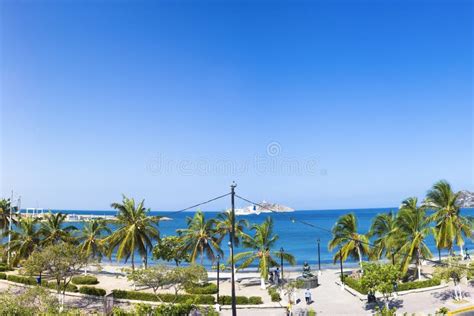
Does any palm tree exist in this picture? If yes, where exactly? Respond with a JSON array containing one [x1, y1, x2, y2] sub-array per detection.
[[177, 211, 222, 264], [369, 211, 399, 264], [397, 197, 432, 280], [329, 213, 370, 269], [215, 211, 249, 258], [105, 195, 160, 270], [0, 198, 12, 235], [0, 198, 17, 238], [234, 217, 295, 289], [426, 180, 470, 257], [77, 219, 111, 261], [6, 217, 41, 266], [39, 212, 77, 246]]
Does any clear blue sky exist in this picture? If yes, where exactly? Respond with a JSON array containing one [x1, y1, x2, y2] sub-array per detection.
[[1, 0, 472, 211]]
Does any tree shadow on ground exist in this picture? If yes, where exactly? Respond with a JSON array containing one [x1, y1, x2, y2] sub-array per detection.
[[431, 289, 471, 302], [67, 296, 103, 309], [364, 298, 403, 312]]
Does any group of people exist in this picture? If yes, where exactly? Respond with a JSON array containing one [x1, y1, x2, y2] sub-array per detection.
[[269, 267, 281, 284]]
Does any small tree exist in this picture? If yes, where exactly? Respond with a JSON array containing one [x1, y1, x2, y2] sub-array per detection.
[[167, 265, 207, 299], [127, 266, 170, 302], [128, 264, 207, 302], [360, 263, 400, 308], [23, 243, 89, 309], [435, 258, 467, 301], [152, 236, 190, 266]]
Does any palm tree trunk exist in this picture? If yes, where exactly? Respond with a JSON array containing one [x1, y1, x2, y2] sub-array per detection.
[[417, 250, 421, 281], [460, 243, 465, 258], [357, 246, 363, 272], [131, 251, 135, 271], [260, 277, 266, 290]]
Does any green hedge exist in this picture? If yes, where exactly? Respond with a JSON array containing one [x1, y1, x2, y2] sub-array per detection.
[[248, 296, 263, 304], [6, 274, 78, 292], [112, 290, 215, 305], [342, 276, 368, 294], [79, 286, 106, 297], [7, 274, 37, 285], [218, 295, 263, 305], [0, 272, 6, 280], [43, 281, 79, 293], [71, 275, 99, 285], [343, 275, 441, 295], [112, 303, 220, 316], [0, 265, 10, 272], [185, 283, 218, 294], [268, 287, 281, 302], [396, 278, 440, 291]]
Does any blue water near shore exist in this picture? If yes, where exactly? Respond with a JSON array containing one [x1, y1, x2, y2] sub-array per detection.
[[27, 207, 474, 269]]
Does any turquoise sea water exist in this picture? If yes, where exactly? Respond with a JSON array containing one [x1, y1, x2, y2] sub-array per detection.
[[26, 207, 474, 269]]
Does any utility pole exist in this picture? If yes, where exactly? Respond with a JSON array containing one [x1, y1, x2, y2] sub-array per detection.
[[230, 182, 237, 316]]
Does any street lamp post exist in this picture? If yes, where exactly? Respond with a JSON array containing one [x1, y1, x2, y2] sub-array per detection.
[[229, 182, 237, 316], [317, 238, 321, 276], [280, 247, 284, 282], [216, 254, 220, 305]]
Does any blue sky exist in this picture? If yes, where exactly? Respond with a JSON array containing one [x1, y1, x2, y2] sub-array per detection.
[[1, 0, 472, 211]]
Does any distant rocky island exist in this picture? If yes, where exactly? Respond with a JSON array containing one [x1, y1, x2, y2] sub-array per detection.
[[233, 201, 294, 216], [458, 190, 474, 208]]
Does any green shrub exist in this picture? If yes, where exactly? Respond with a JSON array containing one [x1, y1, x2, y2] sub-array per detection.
[[112, 290, 215, 304], [7, 274, 37, 285], [79, 286, 106, 296], [267, 287, 281, 302], [112, 306, 133, 316], [0, 265, 10, 272], [43, 281, 79, 293], [6, 274, 79, 293], [0, 272, 6, 280], [185, 282, 218, 294], [342, 276, 368, 294], [396, 278, 440, 291], [248, 296, 263, 304], [71, 275, 99, 285], [217, 295, 261, 305], [343, 274, 441, 294], [154, 303, 195, 316]]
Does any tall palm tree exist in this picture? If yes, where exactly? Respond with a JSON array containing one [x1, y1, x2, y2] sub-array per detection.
[[234, 217, 295, 289], [397, 197, 432, 280], [39, 212, 77, 246], [0, 198, 12, 235], [105, 195, 160, 270], [77, 219, 111, 261], [6, 217, 41, 266], [426, 180, 470, 257], [215, 211, 249, 258], [0, 198, 18, 239], [177, 211, 222, 264], [329, 213, 370, 269], [369, 211, 399, 264]]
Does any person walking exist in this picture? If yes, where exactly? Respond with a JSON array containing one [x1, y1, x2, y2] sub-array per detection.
[[304, 288, 312, 304]]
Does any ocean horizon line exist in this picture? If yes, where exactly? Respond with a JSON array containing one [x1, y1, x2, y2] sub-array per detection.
[[19, 206, 474, 214]]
